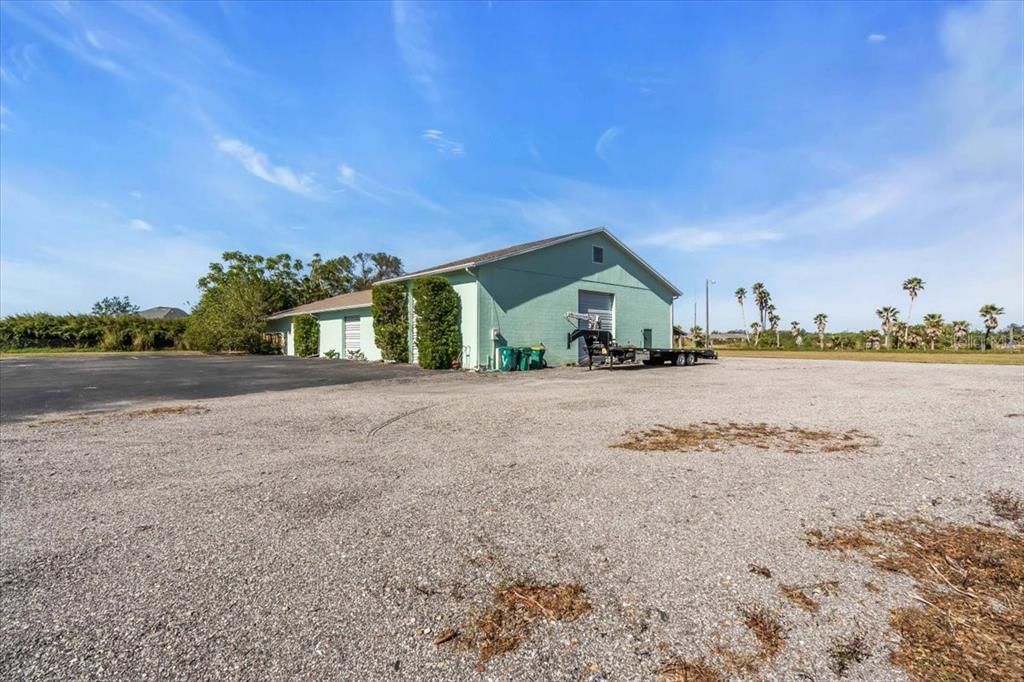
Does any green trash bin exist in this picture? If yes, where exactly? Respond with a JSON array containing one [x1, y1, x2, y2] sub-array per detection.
[[528, 345, 546, 369], [498, 345, 518, 371], [517, 347, 531, 371]]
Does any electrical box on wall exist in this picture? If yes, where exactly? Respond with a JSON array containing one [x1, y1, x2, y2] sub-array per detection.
[[491, 328, 500, 340]]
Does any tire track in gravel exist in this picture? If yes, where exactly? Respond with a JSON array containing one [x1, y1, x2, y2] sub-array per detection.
[[366, 404, 439, 444]]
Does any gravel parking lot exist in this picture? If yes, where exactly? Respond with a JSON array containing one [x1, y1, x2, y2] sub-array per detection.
[[2, 358, 1021, 680]]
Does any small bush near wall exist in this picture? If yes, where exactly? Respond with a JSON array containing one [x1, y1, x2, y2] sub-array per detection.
[[411, 276, 461, 369], [372, 283, 409, 363], [293, 314, 320, 357]]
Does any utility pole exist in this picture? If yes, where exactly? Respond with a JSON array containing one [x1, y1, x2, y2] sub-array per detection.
[[705, 279, 715, 348]]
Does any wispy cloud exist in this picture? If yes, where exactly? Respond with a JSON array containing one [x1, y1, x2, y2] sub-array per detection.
[[0, 1, 129, 78], [129, 218, 153, 232], [421, 129, 464, 157], [594, 126, 621, 163], [636, 228, 783, 251], [0, 105, 10, 131], [867, 33, 887, 43], [217, 138, 316, 197], [392, 1, 441, 101], [337, 163, 443, 211]]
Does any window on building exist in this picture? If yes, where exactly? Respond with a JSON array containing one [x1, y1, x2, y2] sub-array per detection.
[[592, 245, 604, 264]]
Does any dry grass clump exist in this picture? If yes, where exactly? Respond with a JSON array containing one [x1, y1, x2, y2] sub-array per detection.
[[780, 580, 839, 613], [828, 633, 870, 676], [655, 659, 725, 682], [987, 489, 1024, 529], [31, 404, 208, 427], [615, 421, 876, 454], [661, 605, 786, 681], [462, 582, 591, 668], [810, 516, 1024, 681]]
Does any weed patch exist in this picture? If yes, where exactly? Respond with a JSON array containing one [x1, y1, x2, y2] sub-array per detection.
[[461, 582, 591, 669], [828, 633, 870, 676], [779, 580, 839, 614], [987, 489, 1024, 529], [809, 517, 1024, 681], [655, 659, 725, 682], [615, 422, 877, 454]]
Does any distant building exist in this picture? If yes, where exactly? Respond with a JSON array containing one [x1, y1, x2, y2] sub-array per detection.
[[138, 306, 188, 320]]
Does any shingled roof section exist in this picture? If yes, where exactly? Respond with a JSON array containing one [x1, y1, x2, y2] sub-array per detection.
[[267, 289, 372, 320], [379, 227, 603, 282]]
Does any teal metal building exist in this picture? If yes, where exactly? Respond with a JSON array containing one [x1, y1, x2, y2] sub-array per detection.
[[267, 227, 681, 369]]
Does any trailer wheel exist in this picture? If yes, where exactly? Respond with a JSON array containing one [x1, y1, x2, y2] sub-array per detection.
[[684, 353, 695, 366], [691, 354, 700, 365], [675, 353, 687, 366]]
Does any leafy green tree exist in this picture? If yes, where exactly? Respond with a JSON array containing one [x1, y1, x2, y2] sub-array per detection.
[[979, 304, 1005, 350], [300, 253, 354, 303], [351, 252, 404, 291], [372, 282, 409, 362], [411, 276, 461, 369], [92, 296, 139, 316], [902, 277, 925, 345], [813, 313, 828, 350], [768, 307, 781, 348]]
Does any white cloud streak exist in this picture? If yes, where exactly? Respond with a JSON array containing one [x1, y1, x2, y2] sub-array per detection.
[[129, 218, 153, 232], [392, 1, 441, 101], [216, 138, 316, 197], [421, 129, 464, 156], [337, 163, 443, 212], [594, 126, 621, 163], [867, 33, 887, 43]]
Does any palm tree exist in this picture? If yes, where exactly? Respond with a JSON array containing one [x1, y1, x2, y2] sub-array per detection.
[[756, 288, 772, 327], [690, 324, 704, 348], [790, 321, 802, 346], [902, 277, 925, 345], [876, 306, 899, 349], [951, 320, 969, 351], [979, 304, 1005, 350], [735, 288, 748, 342], [865, 332, 881, 350], [751, 282, 767, 326], [813, 313, 828, 350], [750, 322, 762, 348], [768, 308, 781, 348], [922, 313, 944, 351]]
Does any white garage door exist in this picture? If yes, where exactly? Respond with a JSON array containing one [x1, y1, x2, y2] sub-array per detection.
[[344, 316, 361, 354], [578, 290, 614, 361]]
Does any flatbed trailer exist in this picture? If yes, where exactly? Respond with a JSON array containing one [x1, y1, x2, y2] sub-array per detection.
[[567, 328, 718, 370]]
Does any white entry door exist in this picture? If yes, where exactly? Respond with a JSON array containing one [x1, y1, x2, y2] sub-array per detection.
[[578, 290, 614, 361], [344, 316, 361, 354]]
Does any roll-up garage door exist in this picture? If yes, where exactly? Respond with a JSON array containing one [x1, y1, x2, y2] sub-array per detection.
[[578, 290, 614, 361], [344, 316, 361, 354]]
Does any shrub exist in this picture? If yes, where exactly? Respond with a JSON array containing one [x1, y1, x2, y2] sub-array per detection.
[[293, 314, 320, 357], [0, 314, 186, 351], [372, 282, 409, 363], [411, 276, 461, 369]]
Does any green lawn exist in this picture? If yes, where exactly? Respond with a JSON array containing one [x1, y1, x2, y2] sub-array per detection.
[[716, 349, 1024, 365]]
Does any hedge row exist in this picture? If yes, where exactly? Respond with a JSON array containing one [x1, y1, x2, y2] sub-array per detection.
[[0, 314, 187, 351]]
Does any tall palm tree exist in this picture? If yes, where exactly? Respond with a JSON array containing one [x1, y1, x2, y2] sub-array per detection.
[[951, 320, 969, 351], [979, 304, 1005, 350], [751, 282, 767, 326], [768, 308, 781, 348], [750, 322, 762, 348], [902, 277, 925, 345], [756, 288, 772, 327], [875, 306, 899, 349], [735, 288, 748, 342], [922, 313, 944, 351], [790, 321, 801, 346], [813, 313, 828, 350]]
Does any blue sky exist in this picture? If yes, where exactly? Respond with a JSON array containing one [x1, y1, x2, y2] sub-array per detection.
[[1, 1, 1021, 331]]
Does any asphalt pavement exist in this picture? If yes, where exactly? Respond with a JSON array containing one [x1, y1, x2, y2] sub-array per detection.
[[0, 353, 424, 422]]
